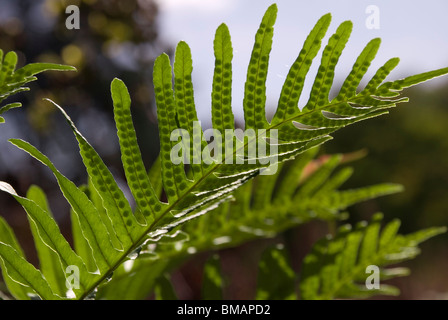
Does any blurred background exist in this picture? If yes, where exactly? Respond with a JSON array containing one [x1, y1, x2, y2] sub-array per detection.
[[0, 0, 447, 299]]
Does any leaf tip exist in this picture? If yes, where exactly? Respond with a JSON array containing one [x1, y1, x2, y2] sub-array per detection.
[[0, 181, 18, 196], [267, 3, 278, 12], [216, 23, 230, 34], [111, 77, 126, 91], [319, 12, 332, 24], [64, 65, 77, 72]]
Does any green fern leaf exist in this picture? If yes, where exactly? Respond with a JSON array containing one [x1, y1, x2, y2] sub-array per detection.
[[244, 4, 277, 130], [0, 242, 58, 300], [112, 78, 162, 223], [0, 216, 35, 300], [0, 50, 75, 123], [0, 182, 94, 298], [9, 139, 121, 275], [50, 101, 143, 246], [299, 213, 446, 299], [212, 24, 234, 133], [1, 4, 447, 300], [97, 149, 402, 299], [70, 199, 97, 273], [96, 258, 172, 300], [26, 186, 67, 296], [256, 246, 296, 300]]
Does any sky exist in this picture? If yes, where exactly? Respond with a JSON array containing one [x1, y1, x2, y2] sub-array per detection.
[[154, 0, 448, 126]]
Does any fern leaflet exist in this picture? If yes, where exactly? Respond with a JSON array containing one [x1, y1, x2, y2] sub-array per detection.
[[299, 213, 446, 299]]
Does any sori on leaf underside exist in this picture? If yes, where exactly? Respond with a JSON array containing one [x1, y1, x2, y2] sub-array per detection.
[[0, 3, 447, 300]]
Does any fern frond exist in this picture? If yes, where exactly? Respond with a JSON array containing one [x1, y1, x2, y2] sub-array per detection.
[[9, 139, 122, 275], [179, 150, 402, 246], [96, 149, 401, 299], [299, 213, 446, 300], [0, 4, 447, 300], [0, 50, 75, 123], [0, 182, 94, 299]]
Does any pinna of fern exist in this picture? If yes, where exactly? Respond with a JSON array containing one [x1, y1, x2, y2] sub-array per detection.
[[0, 3, 447, 300]]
